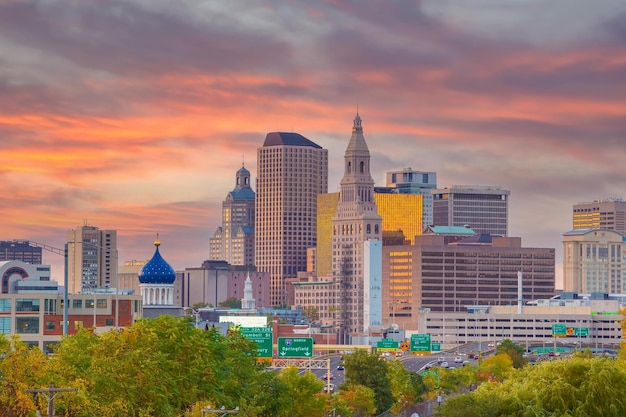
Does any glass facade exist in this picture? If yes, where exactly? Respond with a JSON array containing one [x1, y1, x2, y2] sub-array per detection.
[[375, 193, 423, 245]]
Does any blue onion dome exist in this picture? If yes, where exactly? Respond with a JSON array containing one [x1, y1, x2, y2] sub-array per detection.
[[138, 239, 176, 284]]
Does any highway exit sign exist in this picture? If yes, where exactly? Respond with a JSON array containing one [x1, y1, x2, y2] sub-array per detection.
[[277, 337, 313, 358], [241, 327, 273, 358], [410, 333, 431, 353]]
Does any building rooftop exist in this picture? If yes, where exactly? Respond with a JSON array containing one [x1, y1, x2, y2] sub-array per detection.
[[263, 132, 322, 149]]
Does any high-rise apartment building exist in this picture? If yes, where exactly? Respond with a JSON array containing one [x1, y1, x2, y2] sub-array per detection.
[[572, 198, 626, 233], [0, 240, 42, 264], [256, 132, 328, 306], [562, 228, 626, 293], [332, 113, 382, 337], [209, 164, 256, 266], [384, 167, 437, 227], [67, 224, 118, 294], [432, 185, 510, 236]]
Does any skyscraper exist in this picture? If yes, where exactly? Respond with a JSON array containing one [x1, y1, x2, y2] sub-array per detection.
[[432, 185, 510, 236], [256, 132, 328, 306], [572, 198, 626, 233], [67, 224, 118, 294], [209, 163, 256, 266], [332, 113, 382, 338], [384, 167, 437, 227]]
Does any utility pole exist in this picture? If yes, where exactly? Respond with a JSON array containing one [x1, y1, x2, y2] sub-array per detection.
[[25, 384, 78, 417]]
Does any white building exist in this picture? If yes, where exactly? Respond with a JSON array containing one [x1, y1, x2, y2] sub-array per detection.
[[562, 228, 626, 293], [416, 296, 623, 352]]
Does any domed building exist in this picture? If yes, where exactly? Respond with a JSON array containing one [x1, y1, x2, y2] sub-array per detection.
[[209, 163, 255, 266], [139, 238, 180, 318]]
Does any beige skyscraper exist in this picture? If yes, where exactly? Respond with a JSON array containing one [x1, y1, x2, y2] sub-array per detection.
[[332, 113, 382, 338], [255, 132, 328, 306], [572, 198, 626, 233], [67, 224, 118, 294]]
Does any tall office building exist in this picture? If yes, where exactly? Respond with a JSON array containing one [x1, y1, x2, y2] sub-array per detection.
[[256, 132, 328, 306], [332, 113, 382, 337], [384, 167, 437, 227], [572, 198, 626, 233], [0, 240, 42, 264], [562, 228, 626, 293], [316, 191, 423, 279], [375, 193, 423, 245], [67, 224, 118, 294], [209, 163, 256, 266], [382, 234, 555, 330], [432, 185, 510, 236]]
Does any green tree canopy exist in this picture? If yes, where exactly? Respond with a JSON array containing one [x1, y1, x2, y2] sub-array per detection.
[[342, 349, 394, 413], [438, 356, 626, 417]]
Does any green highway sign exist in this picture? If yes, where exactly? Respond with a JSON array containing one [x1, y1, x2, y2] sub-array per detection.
[[277, 337, 313, 358], [377, 338, 399, 351], [552, 324, 590, 337], [241, 327, 273, 358], [575, 327, 589, 337], [431, 342, 441, 352], [410, 333, 431, 353], [552, 324, 567, 335]]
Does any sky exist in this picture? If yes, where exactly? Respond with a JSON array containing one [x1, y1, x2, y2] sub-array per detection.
[[2, 0, 626, 289]]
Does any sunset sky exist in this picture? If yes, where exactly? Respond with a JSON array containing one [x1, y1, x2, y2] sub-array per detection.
[[2, 0, 625, 288]]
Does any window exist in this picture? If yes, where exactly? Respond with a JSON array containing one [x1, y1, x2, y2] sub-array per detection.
[[46, 321, 55, 331], [16, 299, 40, 312], [15, 317, 39, 334], [73, 299, 83, 309], [106, 319, 114, 326], [0, 299, 10, 313], [0, 317, 10, 334], [97, 299, 107, 309]]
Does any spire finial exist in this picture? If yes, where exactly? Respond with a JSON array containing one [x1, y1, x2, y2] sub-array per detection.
[[155, 233, 161, 247], [353, 109, 362, 132]]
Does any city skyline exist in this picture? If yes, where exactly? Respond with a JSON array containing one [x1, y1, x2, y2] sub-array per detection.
[[2, 1, 625, 288]]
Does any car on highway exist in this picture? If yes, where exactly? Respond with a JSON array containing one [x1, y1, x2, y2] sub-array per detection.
[[437, 356, 445, 363], [454, 356, 463, 363], [323, 373, 334, 380], [440, 361, 449, 368], [323, 383, 335, 393], [337, 364, 345, 371]]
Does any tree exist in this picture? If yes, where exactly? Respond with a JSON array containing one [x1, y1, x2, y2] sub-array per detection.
[[342, 349, 394, 413], [495, 339, 526, 368], [301, 306, 320, 324], [387, 360, 427, 411], [0, 335, 49, 416], [338, 384, 376, 417], [51, 315, 266, 416], [478, 353, 514, 382], [275, 367, 326, 417], [438, 356, 626, 417]]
